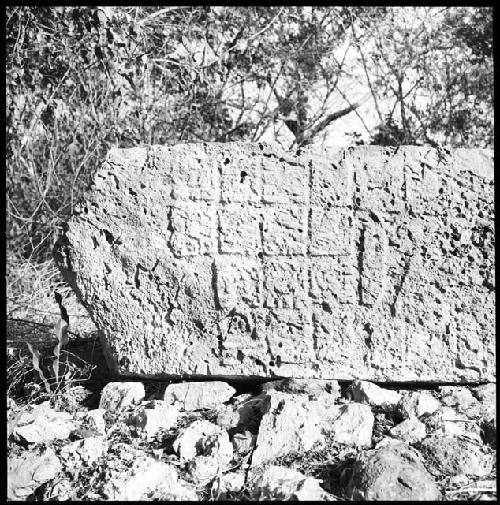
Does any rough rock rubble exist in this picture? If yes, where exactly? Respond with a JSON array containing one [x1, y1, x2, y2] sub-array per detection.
[[54, 143, 495, 381], [7, 379, 496, 501]]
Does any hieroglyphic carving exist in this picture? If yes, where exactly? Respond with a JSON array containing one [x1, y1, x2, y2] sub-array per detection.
[[56, 143, 495, 381]]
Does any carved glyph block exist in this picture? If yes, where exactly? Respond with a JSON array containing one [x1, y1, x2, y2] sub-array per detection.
[[55, 143, 495, 381]]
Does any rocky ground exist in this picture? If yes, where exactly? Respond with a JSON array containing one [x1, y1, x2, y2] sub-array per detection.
[[7, 375, 496, 501]]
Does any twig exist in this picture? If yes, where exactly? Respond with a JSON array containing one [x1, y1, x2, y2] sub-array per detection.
[[7, 317, 97, 340], [446, 487, 496, 494], [137, 6, 191, 25]]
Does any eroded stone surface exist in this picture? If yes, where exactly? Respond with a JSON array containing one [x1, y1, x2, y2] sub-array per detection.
[[8, 447, 62, 500], [215, 393, 266, 435], [54, 143, 495, 381], [397, 391, 441, 419], [250, 466, 332, 501], [12, 403, 76, 445], [251, 392, 339, 466], [423, 406, 482, 441], [7, 380, 497, 501], [173, 419, 233, 480], [102, 456, 197, 500], [346, 443, 441, 501], [126, 402, 180, 439], [263, 378, 340, 399], [59, 436, 107, 466], [163, 381, 236, 411], [251, 392, 373, 467], [419, 435, 494, 477], [99, 381, 145, 411], [347, 380, 401, 407], [439, 386, 483, 418], [389, 417, 427, 443]]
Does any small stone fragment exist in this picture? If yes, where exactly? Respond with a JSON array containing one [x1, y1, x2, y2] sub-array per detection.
[[127, 402, 179, 439], [8, 447, 62, 500], [12, 403, 76, 445], [346, 380, 401, 408], [389, 417, 427, 443], [448, 474, 470, 487], [211, 471, 245, 499], [173, 420, 232, 461], [397, 391, 441, 419], [232, 430, 256, 455], [329, 403, 374, 447], [375, 436, 403, 449], [251, 392, 341, 466], [251, 393, 373, 467], [262, 378, 340, 399], [215, 393, 265, 434], [164, 381, 236, 411], [48, 479, 73, 501], [346, 443, 440, 501], [472, 383, 496, 420], [173, 419, 233, 482], [439, 386, 482, 418], [103, 456, 197, 500], [82, 408, 107, 435], [187, 456, 221, 483], [472, 383, 496, 404], [59, 435, 107, 466], [481, 416, 496, 448], [423, 406, 482, 441], [99, 381, 145, 411], [419, 435, 494, 477], [250, 465, 331, 501]]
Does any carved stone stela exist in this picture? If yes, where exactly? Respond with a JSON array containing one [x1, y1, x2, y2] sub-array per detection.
[[55, 143, 495, 381]]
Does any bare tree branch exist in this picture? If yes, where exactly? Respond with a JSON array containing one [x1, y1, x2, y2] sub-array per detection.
[[301, 92, 372, 146], [137, 6, 192, 25], [352, 26, 384, 124]]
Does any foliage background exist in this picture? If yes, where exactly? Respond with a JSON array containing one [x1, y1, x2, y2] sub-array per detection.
[[5, 6, 493, 322]]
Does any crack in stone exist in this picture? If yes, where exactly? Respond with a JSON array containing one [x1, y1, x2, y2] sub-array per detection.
[[356, 226, 366, 306], [390, 255, 412, 318]]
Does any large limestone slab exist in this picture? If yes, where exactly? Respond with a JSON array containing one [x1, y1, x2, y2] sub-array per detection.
[[54, 142, 495, 381]]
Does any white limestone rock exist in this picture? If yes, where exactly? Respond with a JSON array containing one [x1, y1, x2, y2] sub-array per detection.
[[164, 381, 236, 411], [127, 402, 180, 439], [419, 435, 494, 477], [347, 380, 401, 408], [232, 430, 257, 455], [346, 443, 440, 501], [329, 403, 374, 447], [397, 391, 441, 419], [103, 456, 197, 500], [423, 406, 482, 442], [439, 386, 483, 418], [251, 392, 373, 467], [251, 392, 339, 467], [59, 436, 107, 466], [12, 402, 75, 445], [375, 436, 404, 449], [75, 408, 107, 435], [389, 417, 427, 444], [211, 471, 245, 499], [8, 447, 62, 500], [250, 465, 331, 501], [262, 378, 340, 399], [99, 381, 145, 411], [472, 383, 496, 404], [215, 393, 265, 434], [173, 419, 233, 482]]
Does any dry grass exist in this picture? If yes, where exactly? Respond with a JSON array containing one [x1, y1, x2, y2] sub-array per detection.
[[6, 253, 95, 335], [6, 251, 98, 411]]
